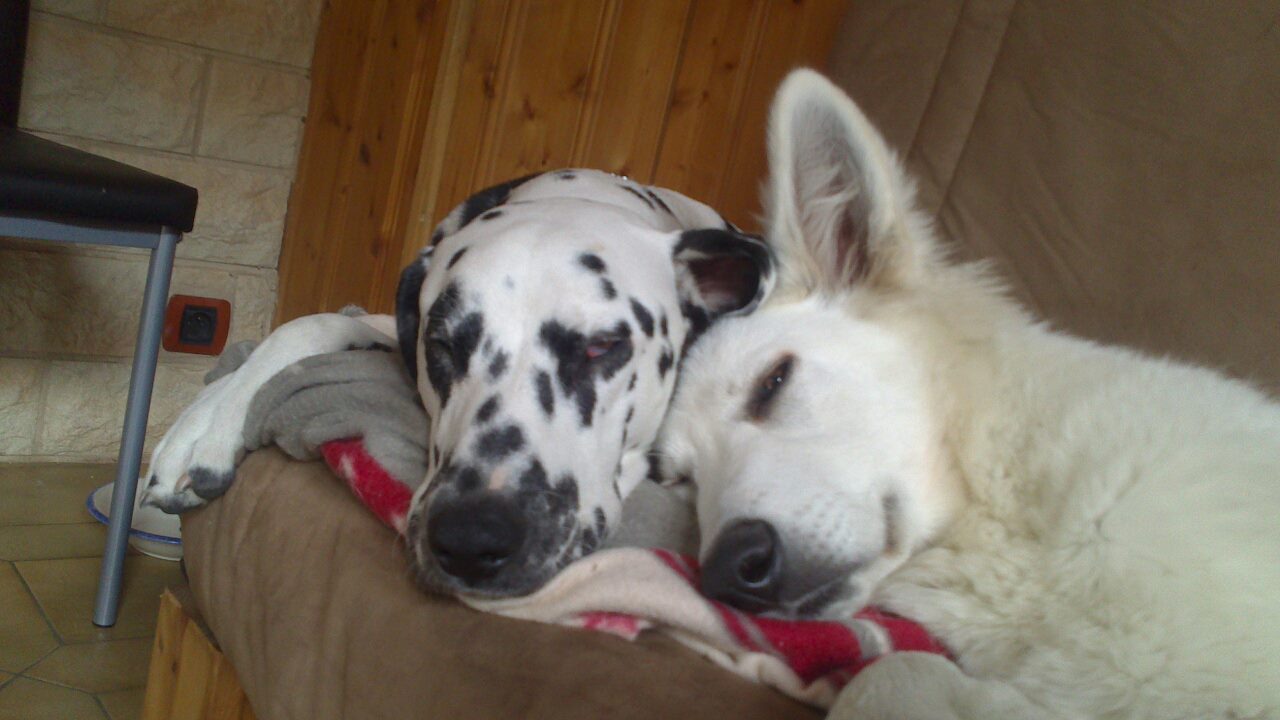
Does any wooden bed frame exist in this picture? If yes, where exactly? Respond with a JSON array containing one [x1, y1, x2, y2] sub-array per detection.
[[142, 588, 257, 720]]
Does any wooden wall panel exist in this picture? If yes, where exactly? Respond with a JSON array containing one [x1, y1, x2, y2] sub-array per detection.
[[652, 0, 769, 222], [277, 0, 442, 322], [324, 0, 441, 312], [274, 0, 383, 322], [574, 0, 692, 177], [278, 0, 845, 323], [717, 0, 851, 229]]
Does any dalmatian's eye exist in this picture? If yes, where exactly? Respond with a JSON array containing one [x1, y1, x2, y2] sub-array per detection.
[[747, 353, 795, 421], [585, 332, 631, 362]]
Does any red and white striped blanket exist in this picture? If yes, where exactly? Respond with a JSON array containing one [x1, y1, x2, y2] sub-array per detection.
[[321, 438, 949, 709]]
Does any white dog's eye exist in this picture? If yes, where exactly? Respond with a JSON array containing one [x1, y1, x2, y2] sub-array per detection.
[[747, 353, 795, 421]]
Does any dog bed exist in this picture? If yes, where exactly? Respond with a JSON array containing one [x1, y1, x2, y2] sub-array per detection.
[[180, 448, 822, 720]]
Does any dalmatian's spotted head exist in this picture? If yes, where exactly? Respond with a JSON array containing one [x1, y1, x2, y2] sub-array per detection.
[[398, 170, 772, 598]]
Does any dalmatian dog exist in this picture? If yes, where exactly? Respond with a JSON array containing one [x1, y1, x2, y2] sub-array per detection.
[[660, 71, 1280, 718], [143, 169, 773, 601]]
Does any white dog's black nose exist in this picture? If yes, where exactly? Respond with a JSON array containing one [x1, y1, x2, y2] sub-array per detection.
[[427, 496, 526, 584], [701, 519, 784, 613]]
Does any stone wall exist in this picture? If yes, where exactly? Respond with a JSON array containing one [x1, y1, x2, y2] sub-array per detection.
[[0, 0, 322, 462]]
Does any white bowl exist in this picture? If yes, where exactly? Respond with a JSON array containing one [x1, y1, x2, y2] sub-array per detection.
[[86, 482, 183, 561]]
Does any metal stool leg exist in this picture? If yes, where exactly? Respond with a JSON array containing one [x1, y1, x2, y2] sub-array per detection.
[[93, 227, 179, 627]]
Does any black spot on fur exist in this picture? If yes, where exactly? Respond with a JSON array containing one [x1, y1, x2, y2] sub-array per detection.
[[624, 406, 635, 425], [646, 452, 663, 482], [627, 373, 637, 391], [456, 465, 482, 494], [580, 528, 598, 555], [557, 171, 577, 181], [475, 424, 525, 461], [423, 282, 484, 407], [580, 506, 608, 556], [646, 189, 674, 216], [430, 227, 445, 245], [657, 348, 674, 379], [519, 460, 549, 494], [447, 247, 469, 269], [600, 278, 617, 300], [540, 321, 597, 427], [579, 253, 606, 273], [629, 298, 654, 337], [480, 209, 503, 221], [395, 251, 431, 382], [555, 475, 580, 510], [619, 184, 654, 210], [535, 370, 555, 417], [595, 321, 634, 382], [488, 350, 508, 380], [344, 341, 394, 353], [679, 300, 711, 353], [457, 173, 541, 229], [510, 459, 580, 567], [476, 395, 500, 424], [659, 313, 669, 338], [539, 320, 635, 426], [593, 507, 607, 540], [189, 467, 235, 500]]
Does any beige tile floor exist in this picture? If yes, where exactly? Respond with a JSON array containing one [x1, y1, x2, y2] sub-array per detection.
[[0, 463, 185, 719]]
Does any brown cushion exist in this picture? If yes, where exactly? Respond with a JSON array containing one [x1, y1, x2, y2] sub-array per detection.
[[181, 449, 821, 720], [829, 1, 1280, 393]]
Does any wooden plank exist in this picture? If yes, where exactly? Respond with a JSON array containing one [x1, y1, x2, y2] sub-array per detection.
[[717, 0, 846, 230], [576, 0, 693, 179], [322, 0, 441, 314], [426, 0, 514, 240], [652, 0, 769, 211], [394, 0, 476, 279], [275, 0, 383, 324], [168, 622, 216, 720], [201, 650, 246, 720], [482, 1, 608, 183], [369, 0, 462, 313], [142, 590, 188, 720]]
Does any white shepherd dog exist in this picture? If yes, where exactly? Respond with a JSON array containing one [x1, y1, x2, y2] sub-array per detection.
[[660, 69, 1280, 719]]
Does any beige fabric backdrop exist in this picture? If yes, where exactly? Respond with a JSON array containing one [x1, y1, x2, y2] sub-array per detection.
[[828, 1, 1280, 392]]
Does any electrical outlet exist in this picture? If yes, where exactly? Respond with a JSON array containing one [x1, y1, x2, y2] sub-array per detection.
[[163, 295, 231, 355]]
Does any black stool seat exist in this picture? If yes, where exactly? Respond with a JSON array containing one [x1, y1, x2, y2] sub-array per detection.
[[0, 126, 198, 232]]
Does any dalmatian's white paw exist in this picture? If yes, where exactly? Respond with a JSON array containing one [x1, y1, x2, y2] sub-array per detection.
[[142, 312, 397, 514], [142, 369, 244, 513]]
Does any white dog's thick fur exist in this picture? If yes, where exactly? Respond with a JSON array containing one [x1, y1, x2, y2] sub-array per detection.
[[660, 70, 1280, 719]]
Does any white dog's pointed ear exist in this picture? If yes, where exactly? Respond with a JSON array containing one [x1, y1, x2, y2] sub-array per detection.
[[395, 246, 434, 381], [672, 228, 775, 330], [766, 69, 926, 294]]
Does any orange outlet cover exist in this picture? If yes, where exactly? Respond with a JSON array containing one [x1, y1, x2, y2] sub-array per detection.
[[163, 294, 232, 355]]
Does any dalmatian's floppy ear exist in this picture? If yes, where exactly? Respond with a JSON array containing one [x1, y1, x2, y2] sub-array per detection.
[[395, 246, 434, 381], [673, 228, 775, 322]]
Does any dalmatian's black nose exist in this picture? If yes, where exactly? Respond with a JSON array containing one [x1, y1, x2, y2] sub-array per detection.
[[700, 519, 784, 613], [427, 496, 526, 584]]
